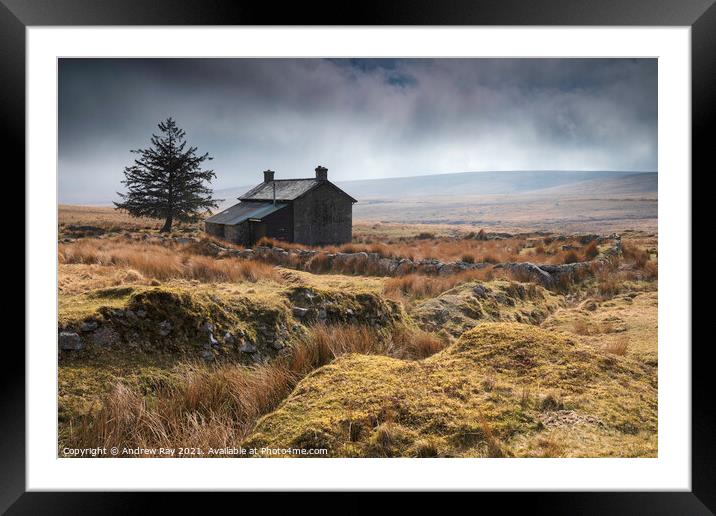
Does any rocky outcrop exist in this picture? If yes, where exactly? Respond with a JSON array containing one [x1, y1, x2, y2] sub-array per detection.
[[489, 236, 623, 288], [59, 332, 83, 351], [288, 287, 402, 328], [494, 262, 556, 287], [495, 261, 593, 288]]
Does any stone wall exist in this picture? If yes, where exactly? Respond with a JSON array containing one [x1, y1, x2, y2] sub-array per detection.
[[292, 183, 352, 245], [262, 204, 294, 242], [225, 221, 251, 246], [208, 233, 623, 289], [204, 222, 225, 239]]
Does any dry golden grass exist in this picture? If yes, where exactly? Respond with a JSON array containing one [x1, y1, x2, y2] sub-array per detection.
[[352, 222, 474, 241], [623, 243, 650, 268], [259, 234, 592, 266], [382, 268, 495, 301], [59, 205, 166, 232], [542, 291, 657, 365], [70, 363, 295, 454], [389, 326, 449, 360], [571, 317, 622, 337], [63, 323, 448, 456], [586, 251, 658, 298], [58, 264, 149, 295], [572, 319, 591, 335], [604, 336, 629, 356], [583, 241, 599, 260], [58, 238, 278, 283], [533, 434, 566, 458], [563, 250, 580, 264]]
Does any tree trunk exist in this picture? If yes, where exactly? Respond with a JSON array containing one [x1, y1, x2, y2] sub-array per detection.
[[160, 215, 173, 233]]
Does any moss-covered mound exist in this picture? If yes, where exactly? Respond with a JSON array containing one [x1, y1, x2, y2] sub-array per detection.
[[288, 286, 403, 327], [59, 285, 297, 362], [243, 323, 656, 457], [411, 280, 562, 339], [58, 282, 407, 363]]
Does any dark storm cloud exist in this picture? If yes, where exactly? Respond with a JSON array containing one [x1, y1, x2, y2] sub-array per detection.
[[58, 58, 657, 204]]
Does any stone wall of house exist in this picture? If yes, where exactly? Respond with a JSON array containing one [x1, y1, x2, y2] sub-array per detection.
[[225, 221, 251, 246], [262, 204, 294, 243], [292, 183, 352, 245], [204, 222, 225, 239]]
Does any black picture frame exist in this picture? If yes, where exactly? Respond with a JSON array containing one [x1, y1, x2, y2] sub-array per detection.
[[4, 0, 708, 511]]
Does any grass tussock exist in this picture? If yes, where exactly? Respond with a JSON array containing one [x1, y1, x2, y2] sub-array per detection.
[[383, 268, 494, 301], [604, 336, 629, 356], [563, 250, 580, 264], [572, 318, 623, 336], [583, 241, 599, 260], [586, 249, 658, 298]]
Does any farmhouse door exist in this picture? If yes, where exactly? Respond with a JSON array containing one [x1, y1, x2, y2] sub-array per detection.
[[251, 221, 267, 244]]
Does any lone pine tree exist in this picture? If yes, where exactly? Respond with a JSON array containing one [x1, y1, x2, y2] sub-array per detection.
[[115, 118, 219, 232]]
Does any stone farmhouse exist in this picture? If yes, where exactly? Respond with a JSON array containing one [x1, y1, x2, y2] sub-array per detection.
[[205, 166, 356, 246]]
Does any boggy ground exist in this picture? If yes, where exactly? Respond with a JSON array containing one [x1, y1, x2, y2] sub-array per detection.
[[57, 206, 658, 457]]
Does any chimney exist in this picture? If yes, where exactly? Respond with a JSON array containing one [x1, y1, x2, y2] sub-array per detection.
[[263, 169, 275, 183], [315, 166, 328, 181]]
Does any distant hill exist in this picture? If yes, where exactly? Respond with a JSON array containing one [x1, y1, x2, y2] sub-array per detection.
[[334, 170, 656, 200], [216, 170, 656, 209], [526, 172, 657, 197]]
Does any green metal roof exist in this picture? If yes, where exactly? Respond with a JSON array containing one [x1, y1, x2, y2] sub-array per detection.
[[205, 201, 286, 225]]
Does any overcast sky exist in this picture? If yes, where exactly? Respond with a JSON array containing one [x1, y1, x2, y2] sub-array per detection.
[[58, 58, 657, 204]]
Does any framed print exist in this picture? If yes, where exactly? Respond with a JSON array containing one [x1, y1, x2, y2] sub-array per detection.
[[4, 0, 711, 511]]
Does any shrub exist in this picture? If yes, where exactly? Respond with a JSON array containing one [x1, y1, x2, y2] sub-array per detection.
[[643, 261, 658, 280], [583, 241, 599, 260], [390, 326, 448, 359], [256, 236, 274, 248], [572, 319, 590, 335], [563, 250, 580, 264], [306, 253, 331, 273], [604, 337, 629, 356], [596, 274, 622, 297], [622, 244, 650, 269]]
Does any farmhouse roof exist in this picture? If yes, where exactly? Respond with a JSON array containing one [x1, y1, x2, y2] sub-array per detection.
[[239, 178, 357, 203], [205, 201, 286, 225]]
